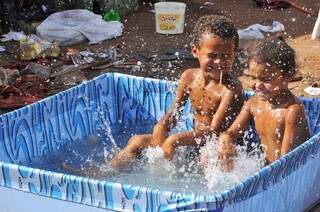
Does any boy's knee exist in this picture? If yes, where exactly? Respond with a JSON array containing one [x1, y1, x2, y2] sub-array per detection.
[[162, 135, 179, 159], [165, 134, 179, 146]]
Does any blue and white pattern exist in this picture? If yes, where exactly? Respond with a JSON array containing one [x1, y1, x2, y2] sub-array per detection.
[[0, 73, 319, 211]]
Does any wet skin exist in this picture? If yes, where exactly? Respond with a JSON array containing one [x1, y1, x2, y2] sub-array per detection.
[[111, 34, 244, 170], [218, 60, 311, 171]]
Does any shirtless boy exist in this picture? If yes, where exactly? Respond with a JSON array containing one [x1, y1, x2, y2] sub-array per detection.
[[217, 37, 311, 171], [111, 15, 244, 170]]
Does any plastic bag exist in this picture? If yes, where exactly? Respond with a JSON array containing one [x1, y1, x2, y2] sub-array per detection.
[[19, 35, 60, 60], [37, 9, 123, 46], [238, 21, 285, 40], [1, 31, 26, 42]]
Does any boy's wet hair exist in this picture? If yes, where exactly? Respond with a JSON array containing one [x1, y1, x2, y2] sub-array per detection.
[[252, 37, 296, 78], [191, 15, 239, 49]]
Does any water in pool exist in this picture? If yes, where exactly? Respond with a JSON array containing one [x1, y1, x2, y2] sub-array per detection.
[[30, 120, 265, 195]]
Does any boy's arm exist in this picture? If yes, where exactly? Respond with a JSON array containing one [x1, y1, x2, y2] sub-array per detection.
[[218, 101, 252, 171], [281, 104, 305, 156], [209, 89, 241, 134], [152, 70, 191, 146], [221, 101, 252, 140]]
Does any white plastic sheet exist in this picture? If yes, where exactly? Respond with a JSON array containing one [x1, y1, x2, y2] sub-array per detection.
[[1, 31, 26, 42], [238, 21, 285, 39], [304, 86, 320, 96], [0, 46, 6, 52], [37, 9, 123, 46]]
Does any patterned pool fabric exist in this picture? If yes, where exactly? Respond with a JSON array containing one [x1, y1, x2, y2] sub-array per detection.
[[0, 73, 319, 212]]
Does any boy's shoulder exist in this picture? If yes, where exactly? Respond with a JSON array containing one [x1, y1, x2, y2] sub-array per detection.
[[244, 95, 304, 111], [243, 95, 260, 108], [286, 101, 305, 114], [180, 68, 199, 83]]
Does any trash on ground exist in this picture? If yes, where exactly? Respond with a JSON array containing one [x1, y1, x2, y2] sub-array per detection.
[[37, 9, 123, 46], [0, 46, 6, 52], [103, 9, 121, 22], [80, 51, 95, 57], [2, 63, 28, 70], [203, 2, 214, 6], [68, 49, 89, 67], [20, 63, 51, 79], [238, 21, 285, 39], [50, 65, 82, 78], [160, 47, 194, 61], [36, 58, 51, 66], [0, 75, 47, 109], [0, 68, 20, 86], [19, 35, 60, 60], [1, 31, 27, 42], [304, 84, 320, 96]]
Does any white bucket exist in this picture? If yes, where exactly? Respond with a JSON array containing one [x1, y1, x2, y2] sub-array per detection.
[[154, 2, 186, 34]]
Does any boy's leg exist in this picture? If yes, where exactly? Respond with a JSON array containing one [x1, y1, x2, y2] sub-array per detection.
[[111, 134, 152, 170], [162, 131, 208, 160]]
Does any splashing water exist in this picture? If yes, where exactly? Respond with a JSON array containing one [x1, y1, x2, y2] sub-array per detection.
[[29, 121, 264, 195], [96, 108, 120, 152], [200, 134, 265, 192]]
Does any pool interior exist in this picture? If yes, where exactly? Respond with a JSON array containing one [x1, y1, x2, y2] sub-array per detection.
[[7, 95, 319, 195], [21, 115, 264, 195]]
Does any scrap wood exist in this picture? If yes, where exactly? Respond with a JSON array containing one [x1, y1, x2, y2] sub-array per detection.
[[50, 64, 92, 78], [50, 61, 138, 78], [49, 59, 110, 78], [89, 61, 138, 70]]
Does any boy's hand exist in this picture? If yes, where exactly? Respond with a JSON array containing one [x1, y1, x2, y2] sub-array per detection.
[[218, 132, 236, 172], [151, 123, 168, 146]]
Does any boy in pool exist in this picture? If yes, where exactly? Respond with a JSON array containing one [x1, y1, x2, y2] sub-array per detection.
[[111, 15, 244, 170], [216, 37, 311, 171]]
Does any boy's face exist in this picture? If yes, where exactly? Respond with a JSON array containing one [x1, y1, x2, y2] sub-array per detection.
[[192, 33, 236, 81], [248, 60, 289, 99]]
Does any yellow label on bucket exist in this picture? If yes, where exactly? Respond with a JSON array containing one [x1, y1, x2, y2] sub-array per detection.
[[157, 14, 180, 31]]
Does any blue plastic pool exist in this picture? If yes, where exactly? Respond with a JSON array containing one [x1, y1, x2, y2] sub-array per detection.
[[0, 73, 319, 211]]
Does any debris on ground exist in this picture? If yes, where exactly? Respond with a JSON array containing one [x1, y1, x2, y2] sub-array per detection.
[[1, 31, 26, 42], [0, 68, 20, 86], [50, 45, 131, 78], [0, 46, 6, 52], [20, 63, 51, 79], [238, 21, 285, 39], [304, 82, 320, 96], [19, 35, 60, 60], [37, 9, 123, 46], [0, 73, 47, 109], [103, 9, 121, 22]]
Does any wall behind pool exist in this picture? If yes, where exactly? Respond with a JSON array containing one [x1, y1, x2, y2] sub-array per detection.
[[0, 72, 319, 212]]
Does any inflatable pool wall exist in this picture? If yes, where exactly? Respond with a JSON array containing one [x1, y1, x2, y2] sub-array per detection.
[[0, 73, 319, 212]]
